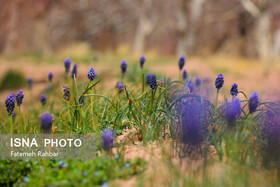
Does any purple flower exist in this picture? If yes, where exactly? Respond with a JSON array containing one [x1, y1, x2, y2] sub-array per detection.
[[230, 83, 238, 96], [27, 77, 32, 89], [146, 73, 151, 84], [118, 83, 124, 92], [48, 72, 53, 82], [140, 55, 146, 68], [178, 56, 185, 70], [88, 67, 95, 81], [121, 60, 127, 74], [226, 98, 241, 127], [5, 93, 15, 115], [159, 78, 164, 86], [180, 97, 213, 146], [40, 112, 53, 133], [182, 69, 187, 80], [63, 86, 70, 101], [195, 77, 201, 87], [249, 91, 258, 113], [64, 58, 71, 73], [259, 109, 280, 166], [215, 73, 224, 90], [102, 129, 114, 151], [72, 64, 77, 78], [150, 74, 157, 90], [188, 81, 195, 93], [16, 90, 24, 106], [41, 94, 47, 105]]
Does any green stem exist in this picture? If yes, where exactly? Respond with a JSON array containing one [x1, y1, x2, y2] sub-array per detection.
[[142, 69, 144, 93], [214, 89, 219, 117], [178, 70, 181, 89], [10, 114, 13, 135], [18, 106, 23, 133], [91, 81, 96, 129]]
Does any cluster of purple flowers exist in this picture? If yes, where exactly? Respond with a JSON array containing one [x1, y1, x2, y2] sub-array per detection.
[[121, 60, 127, 75], [150, 74, 157, 90], [179, 96, 213, 147], [5, 93, 15, 115], [40, 112, 53, 133], [63, 86, 70, 101], [102, 129, 114, 151]]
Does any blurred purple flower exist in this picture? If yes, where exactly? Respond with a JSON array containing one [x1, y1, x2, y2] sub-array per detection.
[[64, 58, 71, 73], [182, 69, 187, 80], [180, 97, 213, 147], [140, 55, 146, 68], [72, 64, 77, 78], [102, 129, 114, 151], [41, 94, 47, 105], [146, 73, 151, 84], [40, 112, 53, 133], [118, 83, 124, 92], [226, 98, 241, 127], [249, 91, 258, 113], [195, 76, 201, 87], [48, 72, 53, 82], [16, 90, 24, 106], [27, 77, 32, 89], [178, 56, 185, 70], [188, 81, 195, 93], [121, 60, 127, 74]]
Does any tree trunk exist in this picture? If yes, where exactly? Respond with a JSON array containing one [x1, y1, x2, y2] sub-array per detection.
[[176, 0, 205, 56], [176, 1, 188, 56], [3, 4, 18, 54], [133, 17, 156, 54], [256, 11, 271, 60], [273, 27, 280, 57]]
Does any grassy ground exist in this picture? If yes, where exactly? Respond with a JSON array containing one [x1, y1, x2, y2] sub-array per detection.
[[0, 52, 280, 186]]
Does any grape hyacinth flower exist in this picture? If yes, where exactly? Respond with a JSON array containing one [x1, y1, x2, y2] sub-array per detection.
[[150, 74, 157, 90], [48, 72, 53, 82], [188, 81, 195, 93], [118, 83, 124, 92], [179, 97, 213, 149], [215, 73, 224, 90], [249, 91, 258, 113], [27, 77, 32, 89], [64, 58, 71, 73], [41, 94, 47, 105], [146, 73, 151, 84], [72, 64, 77, 78], [88, 67, 95, 81], [63, 86, 70, 101], [40, 112, 53, 133], [178, 56, 185, 70], [182, 69, 187, 80], [5, 93, 15, 115], [16, 90, 24, 106], [214, 73, 224, 116], [230, 83, 238, 97], [259, 109, 280, 167], [121, 60, 127, 75], [226, 98, 241, 127], [195, 77, 201, 87], [102, 129, 114, 151], [140, 55, 146, 68]]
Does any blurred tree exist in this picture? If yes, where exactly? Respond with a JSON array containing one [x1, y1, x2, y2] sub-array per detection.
[[238, 0, 275, 59]]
